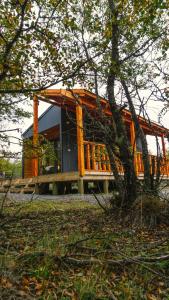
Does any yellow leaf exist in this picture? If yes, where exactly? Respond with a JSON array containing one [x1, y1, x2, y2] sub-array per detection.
[[22, 277, 29, 286], [35, 283, 43, 291], [147, 293, 157, 300]]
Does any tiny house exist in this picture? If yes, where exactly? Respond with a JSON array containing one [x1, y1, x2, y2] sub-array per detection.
[[22, 89, 169, 194]]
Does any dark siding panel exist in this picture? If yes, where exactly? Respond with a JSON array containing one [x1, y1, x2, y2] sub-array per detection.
[[23, 106, 61, 139], [61, 109, 78, 172], [136, 137, 143, 152], [22, 106, 78, 174]]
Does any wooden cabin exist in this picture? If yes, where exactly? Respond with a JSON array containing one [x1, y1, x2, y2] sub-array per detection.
[[21, 88, 169, 194]]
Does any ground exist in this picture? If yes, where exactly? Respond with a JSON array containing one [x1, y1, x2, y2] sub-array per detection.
[[0, 198, 169, 299]]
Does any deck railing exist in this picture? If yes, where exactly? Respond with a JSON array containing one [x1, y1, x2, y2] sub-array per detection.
[[136, 152, 169, 176], [83, 141, 111, 172], [83, 140, 169, 176]]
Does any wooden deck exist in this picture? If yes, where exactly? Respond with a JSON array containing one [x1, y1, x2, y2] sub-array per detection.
[[0, 167, 169, 194], [0, 172, 79, 194], [1, 140, 169, 194]]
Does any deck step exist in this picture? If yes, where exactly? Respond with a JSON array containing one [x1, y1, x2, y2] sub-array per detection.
[[0, 184, 35, 194]]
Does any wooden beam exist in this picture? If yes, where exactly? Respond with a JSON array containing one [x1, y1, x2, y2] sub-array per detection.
[[161, 134, 166, 159], [39, 89, 169, 138], [102, 146, 106, 171], [106, 153, 111, 172], [91, 145, 96, 170], [130, 121, 138, 175], [86, 143, 91, 170], [33, 95, 39, 177], [76, 100, 85, 177], [78, 178, 84, 194], [97, 145, 102, 171], [103, 180, 109, 194]]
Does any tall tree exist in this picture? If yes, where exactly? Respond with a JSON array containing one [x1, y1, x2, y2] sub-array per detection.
[[57, 0, 168, 206], [0, 0, 168, 206]]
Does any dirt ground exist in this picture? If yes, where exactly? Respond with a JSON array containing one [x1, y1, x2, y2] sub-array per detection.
[[0, 199, 169, 299]]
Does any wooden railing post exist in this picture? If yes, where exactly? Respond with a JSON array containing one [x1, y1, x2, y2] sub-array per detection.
[[97, 145, 102, 171], [76, 99, 85, 177], [130, 121, 138, 175], [102, 146, 106, 171], [91, 144, 96, 170], [86, 143, 91, 170], [161, 134, 166, 159], [106, 154, 111, 172], [33, 95, 39, 177], [161, 134, 167, 175]]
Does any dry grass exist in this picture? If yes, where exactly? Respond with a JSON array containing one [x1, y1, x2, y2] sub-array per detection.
[[0, 199, 169, 299]]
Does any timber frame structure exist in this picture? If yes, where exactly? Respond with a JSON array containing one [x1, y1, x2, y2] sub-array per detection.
[[0, 89, 169, 194]]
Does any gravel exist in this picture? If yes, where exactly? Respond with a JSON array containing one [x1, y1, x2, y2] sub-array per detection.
[[0, 192, 113, 205]]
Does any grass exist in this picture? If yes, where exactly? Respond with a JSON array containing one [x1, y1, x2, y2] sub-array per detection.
[[1, 198, 169, 299]]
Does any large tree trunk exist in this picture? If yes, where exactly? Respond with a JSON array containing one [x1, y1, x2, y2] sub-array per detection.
[[106, 144, 125, 205], [121, 80, 152, 191], [107, 76, 137, 206], [107, 0, 137, 207]]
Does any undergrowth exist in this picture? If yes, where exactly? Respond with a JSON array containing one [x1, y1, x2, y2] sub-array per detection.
[[0, 199, 169, 299]]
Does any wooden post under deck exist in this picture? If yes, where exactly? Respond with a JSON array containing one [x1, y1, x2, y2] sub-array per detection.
[[33, 95, 39, 177], [161, 134, 166, 159], [76, 99, 85, 177], [130, 121, 138, 175]]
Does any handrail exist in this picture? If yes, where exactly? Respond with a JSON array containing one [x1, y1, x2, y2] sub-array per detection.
[[83, 140, 111, 172], [83, 140, 169, 176], [83, 140, 105, 147]]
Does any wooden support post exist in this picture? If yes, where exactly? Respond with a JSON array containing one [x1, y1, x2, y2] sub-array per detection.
[[97, 145, 102, 171], [103, 180, 109, 194], [52, 182, 58, 195], [92, 144, 96, 170], [106, 154, 111, 172], [86, 143, 91, 170], [33, 95, 39, 177], [76, 100, 85, 177], [78, 178, 84, 194], [137, 153, 140, 173], [130, 121, 138, 175], [102, 146, 106, 171], [161, 134, 166, 159]]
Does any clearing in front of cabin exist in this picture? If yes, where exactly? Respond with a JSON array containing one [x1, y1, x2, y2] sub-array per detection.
[[0, 199, 169, 299]]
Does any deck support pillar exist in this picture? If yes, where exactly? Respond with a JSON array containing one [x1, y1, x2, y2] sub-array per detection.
[[33, 95, 39, 177], [76, 99, 85, 177], [130, 121, 138, 175], [103, 180, 109, 194], [52, 182, 58, 195], [78, 178, 84, 194]]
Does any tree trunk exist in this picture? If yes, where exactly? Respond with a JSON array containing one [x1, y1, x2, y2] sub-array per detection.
[[107, 0, 137, 207], [106, 144, 125, 206], [121, 80, 152, 191]]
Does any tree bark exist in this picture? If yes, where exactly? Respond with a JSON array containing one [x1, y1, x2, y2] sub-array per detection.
[[121, 80, 152, 190], [107, 0, 137, 206]]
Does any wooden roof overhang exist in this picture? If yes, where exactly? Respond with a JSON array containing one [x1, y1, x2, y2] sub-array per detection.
[[40, 125, 60, 140], [38, 89, 169, 138], [39, 89, 112, 115]]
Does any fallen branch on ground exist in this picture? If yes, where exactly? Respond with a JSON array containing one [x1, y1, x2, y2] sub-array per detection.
[[63, 253, 169, 266], [66, 235, 106, 248], [18, 251, 169, 267]]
